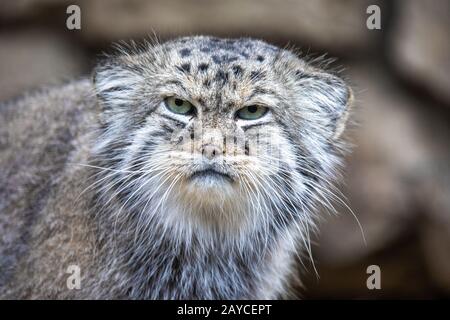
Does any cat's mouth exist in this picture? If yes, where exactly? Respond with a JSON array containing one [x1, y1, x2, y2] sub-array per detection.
[[190, 168, 234, 183]]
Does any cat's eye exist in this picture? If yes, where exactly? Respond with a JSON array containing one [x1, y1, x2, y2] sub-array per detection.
[[236, 105, 268, 120], [165, 97, 195, 115]]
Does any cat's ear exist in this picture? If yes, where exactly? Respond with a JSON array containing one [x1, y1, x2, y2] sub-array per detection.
[[295, 71, 353, 140], [92, 59, 143, 111]]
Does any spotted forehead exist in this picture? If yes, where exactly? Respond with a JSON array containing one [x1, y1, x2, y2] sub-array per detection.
[[158, 37, 281, 111], [164, 37, 280, 78], [168, 37, 279, 61]]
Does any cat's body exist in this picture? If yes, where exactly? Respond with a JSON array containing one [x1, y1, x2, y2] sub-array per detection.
[[0, 36, 352, 299]]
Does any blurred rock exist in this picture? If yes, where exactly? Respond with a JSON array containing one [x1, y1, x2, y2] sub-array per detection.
[[390, 0, 450, 105], [0, 0, 40, 20], [420, 143, 450, 294], [0, 0, 71, 21], [79, 0, 382, 55], [1, 0, 385, 54], [421, 221, 450, 295], [0, 30, 88, 101], [303, 61, 450, 297], [315, 62, 431, 264]]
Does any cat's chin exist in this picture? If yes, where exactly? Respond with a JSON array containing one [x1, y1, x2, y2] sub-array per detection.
[[172, 173, 238, 210], [187, 176, 234, 198], [154, 174, 253, 232], [183, 168, 234, 193]]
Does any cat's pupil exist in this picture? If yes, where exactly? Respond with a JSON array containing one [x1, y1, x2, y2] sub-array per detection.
[[175, 99, 183, 106], [248, 106, 258, 113]]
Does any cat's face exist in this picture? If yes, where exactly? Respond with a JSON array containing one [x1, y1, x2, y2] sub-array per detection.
[[93, 36, 351, 228]]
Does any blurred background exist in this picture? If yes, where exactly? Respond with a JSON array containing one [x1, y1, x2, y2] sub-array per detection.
[[0, 0, 449, 299]]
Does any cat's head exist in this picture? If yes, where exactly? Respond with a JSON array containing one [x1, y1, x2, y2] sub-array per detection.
[[92, 36, 352, 231]]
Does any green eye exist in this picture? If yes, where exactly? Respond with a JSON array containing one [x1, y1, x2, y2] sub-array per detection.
[[165, 97, 195, 115], [236, 105, 268, 120]]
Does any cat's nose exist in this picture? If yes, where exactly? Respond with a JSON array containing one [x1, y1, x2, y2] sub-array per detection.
[[201, 144, 223, 160]]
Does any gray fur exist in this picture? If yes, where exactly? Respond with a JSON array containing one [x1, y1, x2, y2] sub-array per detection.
[[0, 36, 352, 299]]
